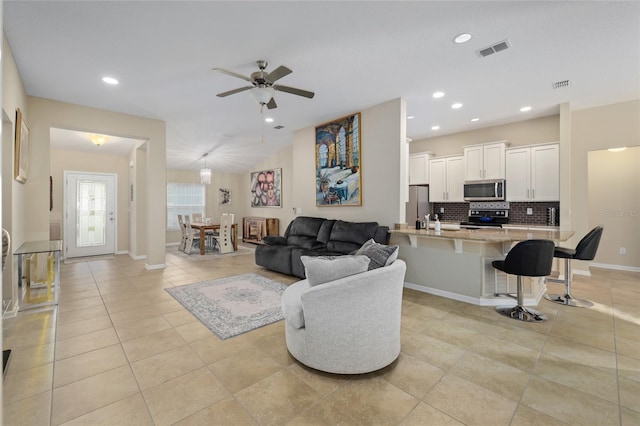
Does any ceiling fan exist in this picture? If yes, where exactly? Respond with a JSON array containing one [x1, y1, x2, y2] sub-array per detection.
[[212, 60, 314, 109]]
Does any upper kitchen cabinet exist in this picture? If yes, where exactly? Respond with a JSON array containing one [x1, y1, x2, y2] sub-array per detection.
[[506, 143, 559, 201], [464, 141, 507, 181], [429, 155, 464, 202], [409, 152, 434, 185]]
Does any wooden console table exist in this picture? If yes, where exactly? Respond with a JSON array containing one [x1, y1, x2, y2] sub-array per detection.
[[243, 217, 279, 244]]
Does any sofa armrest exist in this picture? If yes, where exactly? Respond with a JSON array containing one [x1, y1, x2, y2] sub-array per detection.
[[262, 235, 288, 245]]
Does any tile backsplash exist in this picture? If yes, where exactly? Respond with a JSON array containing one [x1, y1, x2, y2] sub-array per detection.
[[432, 201, 560, 226]]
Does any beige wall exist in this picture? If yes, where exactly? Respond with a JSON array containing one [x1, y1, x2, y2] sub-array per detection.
[[26, 97, 167, 267], [588, 147, 640, 268], [290, 98, 406, 228], [241, 144, 295, 235], [573, 100, 640, 270], [50, 149, 131, 254], [2, 33, 30, 312], [409, 114, 560, 156]]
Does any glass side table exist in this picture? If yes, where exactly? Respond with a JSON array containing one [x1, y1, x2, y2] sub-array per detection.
[[13, 240, 62, 311]]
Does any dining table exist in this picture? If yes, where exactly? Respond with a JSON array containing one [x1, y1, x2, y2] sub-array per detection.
[[190, 222, 238, 255]]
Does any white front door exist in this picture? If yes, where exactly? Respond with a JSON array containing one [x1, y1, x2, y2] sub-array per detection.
[[64, 172, 117, 258]]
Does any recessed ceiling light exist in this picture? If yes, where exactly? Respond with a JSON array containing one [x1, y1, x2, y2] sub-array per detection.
[[451, 103, 463, 109], [407, 115, 415, 120], [453, 33, 473, 44], [102, 76, 119, 85], [470, 118, 480, 122], [520, 106, 532, 112], [431, 126, 440, 131], [608, 147, 627, 152], [264, 117, 274, 123], [432, 91, 445, 99]]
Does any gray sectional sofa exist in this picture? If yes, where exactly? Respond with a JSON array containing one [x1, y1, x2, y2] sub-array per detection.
[[254, 216, 390, 278]]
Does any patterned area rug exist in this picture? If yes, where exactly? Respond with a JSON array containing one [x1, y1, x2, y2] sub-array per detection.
[[165, 273, 288, 339]]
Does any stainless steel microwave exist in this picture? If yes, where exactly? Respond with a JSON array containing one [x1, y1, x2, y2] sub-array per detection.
[[463, 179, 506, 201]]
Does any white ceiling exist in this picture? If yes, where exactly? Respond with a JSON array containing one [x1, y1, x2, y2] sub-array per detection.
[[4, 1, 639, 173]]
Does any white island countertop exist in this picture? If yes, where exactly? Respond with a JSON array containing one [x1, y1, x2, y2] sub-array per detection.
[[391, 227, 574, 243]]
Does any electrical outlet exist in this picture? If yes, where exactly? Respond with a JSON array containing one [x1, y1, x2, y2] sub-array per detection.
[[440, 207, 445, 213], [526, 208, 533, 215], [620, 247, 627, 255]]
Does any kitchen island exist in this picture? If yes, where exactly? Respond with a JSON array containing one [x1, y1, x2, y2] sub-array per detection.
[[389, 227, 574, 306]]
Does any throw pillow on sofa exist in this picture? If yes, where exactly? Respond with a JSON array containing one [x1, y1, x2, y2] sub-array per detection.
[[356, 238, 399, 270], [300, 255, 370, 286]]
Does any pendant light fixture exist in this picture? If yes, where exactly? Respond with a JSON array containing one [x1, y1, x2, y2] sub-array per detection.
[[200, 153, 211, 185]]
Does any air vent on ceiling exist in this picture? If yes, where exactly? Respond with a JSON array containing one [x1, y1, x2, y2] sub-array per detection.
[[477, 39, 511, 58], [273, 125, 285, 130], [552, 80, 570, 89]]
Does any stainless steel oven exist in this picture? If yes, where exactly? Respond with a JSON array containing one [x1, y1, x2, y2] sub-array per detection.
[[463, 179, 505, 201]]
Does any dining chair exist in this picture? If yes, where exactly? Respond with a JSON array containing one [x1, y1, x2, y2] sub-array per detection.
[[222, 213, 235, 224], [213, 214, 234, 254], [183, 215, 202, 254], [177, 215, 187, 252]]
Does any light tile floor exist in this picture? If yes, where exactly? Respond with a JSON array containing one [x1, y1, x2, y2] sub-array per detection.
[[2, 247, 639, 425]]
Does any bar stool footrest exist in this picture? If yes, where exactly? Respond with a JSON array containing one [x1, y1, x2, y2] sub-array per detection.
[[543, 293, 594, 308], [496, 305, 547, 322]]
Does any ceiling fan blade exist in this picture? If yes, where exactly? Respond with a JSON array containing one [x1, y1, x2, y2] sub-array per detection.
[[274, 85, 315, 99], [266, 65, 292, 83], [211, 68, 253, 83], [216, 86, 252, 97], [266, 98, 278, 109]]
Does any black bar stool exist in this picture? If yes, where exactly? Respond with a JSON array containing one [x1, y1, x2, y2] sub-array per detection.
[[493, 239, 555, 322], [545, 226, 603, 308]]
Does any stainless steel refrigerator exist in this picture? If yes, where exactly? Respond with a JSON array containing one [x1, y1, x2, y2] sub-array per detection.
[[406, 185, 430, 223]]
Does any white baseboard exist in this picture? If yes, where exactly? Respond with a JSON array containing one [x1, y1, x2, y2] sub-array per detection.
[[572, 268, 591, 277], [404, 281, 544, 307], [590, 262, 640, 273], [3, 304, 18, 319], [128, 252, 146, 260], [165, 242, 180, 247], [145, 263, 166, 270]]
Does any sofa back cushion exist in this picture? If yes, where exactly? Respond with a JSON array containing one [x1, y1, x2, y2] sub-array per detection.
[[316, 220, 336, 245], [286, 217, 326, 248], [326, 220, 380, 254]]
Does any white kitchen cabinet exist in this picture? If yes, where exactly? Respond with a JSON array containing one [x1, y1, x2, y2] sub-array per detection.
[[464, 141, 507, 181], [506, 143, 559, 201], [428, 155, 464, 202], [409, 152, 433, 185]]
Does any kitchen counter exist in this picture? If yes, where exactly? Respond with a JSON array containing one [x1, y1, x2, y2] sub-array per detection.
[[390, 227, 574, 306], [392, 227, 573, 244]]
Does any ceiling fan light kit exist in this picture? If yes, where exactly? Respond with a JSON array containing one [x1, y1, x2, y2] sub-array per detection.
[[213, 60, 314, 110], [251, 86, 275, 105]]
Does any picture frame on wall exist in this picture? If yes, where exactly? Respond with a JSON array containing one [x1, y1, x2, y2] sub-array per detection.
[[315, 112, 362, 206], [219, 188, 231, 205], [250, 168, 282, 208], [14, 108, 30, 184]]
